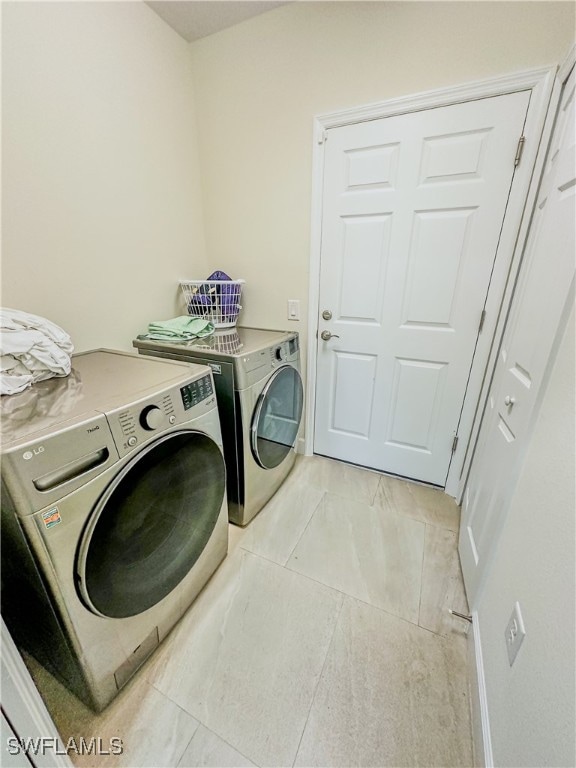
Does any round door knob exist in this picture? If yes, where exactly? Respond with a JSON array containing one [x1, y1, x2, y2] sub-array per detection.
[[140, 405, 164, 430], [321, 330, 340, 341], [504, 396, 516, 407]]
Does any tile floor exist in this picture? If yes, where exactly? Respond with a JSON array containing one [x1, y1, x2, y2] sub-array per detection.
[[26, 455, 473, 768]]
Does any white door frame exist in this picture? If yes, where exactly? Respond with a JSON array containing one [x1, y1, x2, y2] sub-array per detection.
[[305, 66, 556, 497], [1, 620, 73, 767]]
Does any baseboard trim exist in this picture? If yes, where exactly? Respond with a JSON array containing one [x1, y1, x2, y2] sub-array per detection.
[[469, 611, 494, 768], [295, 436, 306, 455]]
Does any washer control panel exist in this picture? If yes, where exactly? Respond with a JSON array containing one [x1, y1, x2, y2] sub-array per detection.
[[140, 405, 165, 430], [108, 372, 215, 457], [114, 403, 171, 451], [180, 374, 213, 410]]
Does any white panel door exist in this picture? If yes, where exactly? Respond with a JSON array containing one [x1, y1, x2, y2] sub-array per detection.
[[314, 91, 531, 484], [460, 68, 576, 604]]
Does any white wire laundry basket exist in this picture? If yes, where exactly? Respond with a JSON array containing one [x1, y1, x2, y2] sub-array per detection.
[[180, 279, 244, 329]]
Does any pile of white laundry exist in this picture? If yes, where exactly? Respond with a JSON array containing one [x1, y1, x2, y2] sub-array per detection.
[[1, 308, 74, 396]]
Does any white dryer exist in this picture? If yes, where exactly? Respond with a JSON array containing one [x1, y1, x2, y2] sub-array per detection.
[[134, 328, 303, 526], [1, 350, 228, 711]]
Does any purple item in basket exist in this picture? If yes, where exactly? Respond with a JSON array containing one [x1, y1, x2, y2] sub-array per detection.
[[207, 270, 238, 322], [207, 270, 232, 281], [188, 290, 212, 313]]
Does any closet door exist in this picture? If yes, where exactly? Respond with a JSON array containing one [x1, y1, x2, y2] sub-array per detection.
[[460, 66, 575, 605]]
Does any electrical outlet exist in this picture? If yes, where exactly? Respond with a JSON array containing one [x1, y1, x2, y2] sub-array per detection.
[[287, 299, 300, 321], [505, 601, 526, 666]]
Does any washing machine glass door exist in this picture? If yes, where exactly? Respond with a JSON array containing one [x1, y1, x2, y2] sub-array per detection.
[[251, 366, 304, 469], [77, 430, 225, 619]]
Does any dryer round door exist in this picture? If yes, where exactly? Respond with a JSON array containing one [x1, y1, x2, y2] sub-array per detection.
[[77, 430, 225, 619], [251, 365, 304, 469]]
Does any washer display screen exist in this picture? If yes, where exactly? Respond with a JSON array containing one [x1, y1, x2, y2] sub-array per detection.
[[180, 375, 213, 410]]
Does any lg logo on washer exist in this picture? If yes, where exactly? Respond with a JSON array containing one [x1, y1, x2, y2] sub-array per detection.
[[23, 446, 45, 460]]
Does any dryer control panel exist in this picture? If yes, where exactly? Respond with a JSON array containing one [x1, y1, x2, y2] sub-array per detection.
[[234, 334, 300, 390], [271, 336, 300, 366]]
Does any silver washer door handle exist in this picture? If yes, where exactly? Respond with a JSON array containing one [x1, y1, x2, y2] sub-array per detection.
[[504, 395, 516, 406], [321, 330, 340, 341]]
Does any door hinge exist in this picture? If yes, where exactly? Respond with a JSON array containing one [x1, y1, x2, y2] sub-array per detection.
[[478, 309, 487, 334], [452, 435, 459, 453], [514, 135, 526, 167], [317, 129, 327, 145]]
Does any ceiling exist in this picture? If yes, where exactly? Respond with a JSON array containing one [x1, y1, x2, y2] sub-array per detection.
[[145, 1, 290, 43]]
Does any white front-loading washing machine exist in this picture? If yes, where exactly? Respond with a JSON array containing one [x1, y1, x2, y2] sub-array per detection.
[[1, 350, 228, 711], [133, 328, 303, 526]]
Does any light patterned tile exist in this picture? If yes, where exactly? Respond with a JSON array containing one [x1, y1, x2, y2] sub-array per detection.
[[227, 520, 247, 553], [287, 493, 425, 624], [375, 474, 461, 531], [24, 653, 199, 768], [295, 597, 473, 768], [79, 687, 198, 768], [297, 454, 381, 505], [20, 449, 473, 768], [239, 472, 324, 565], [148, 550, 342, 767], [419, 525, 470, 639], [177, 725, 256, 768]]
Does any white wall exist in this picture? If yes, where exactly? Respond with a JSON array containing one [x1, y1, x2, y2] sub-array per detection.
[[476, 302, 575, 767], [1, 1, 207, 352], [188, 1, 575, 369]]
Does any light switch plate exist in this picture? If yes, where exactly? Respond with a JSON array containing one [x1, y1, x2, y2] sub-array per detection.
[[287, 299, 300, 321], [505, 601, 526, 666]]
